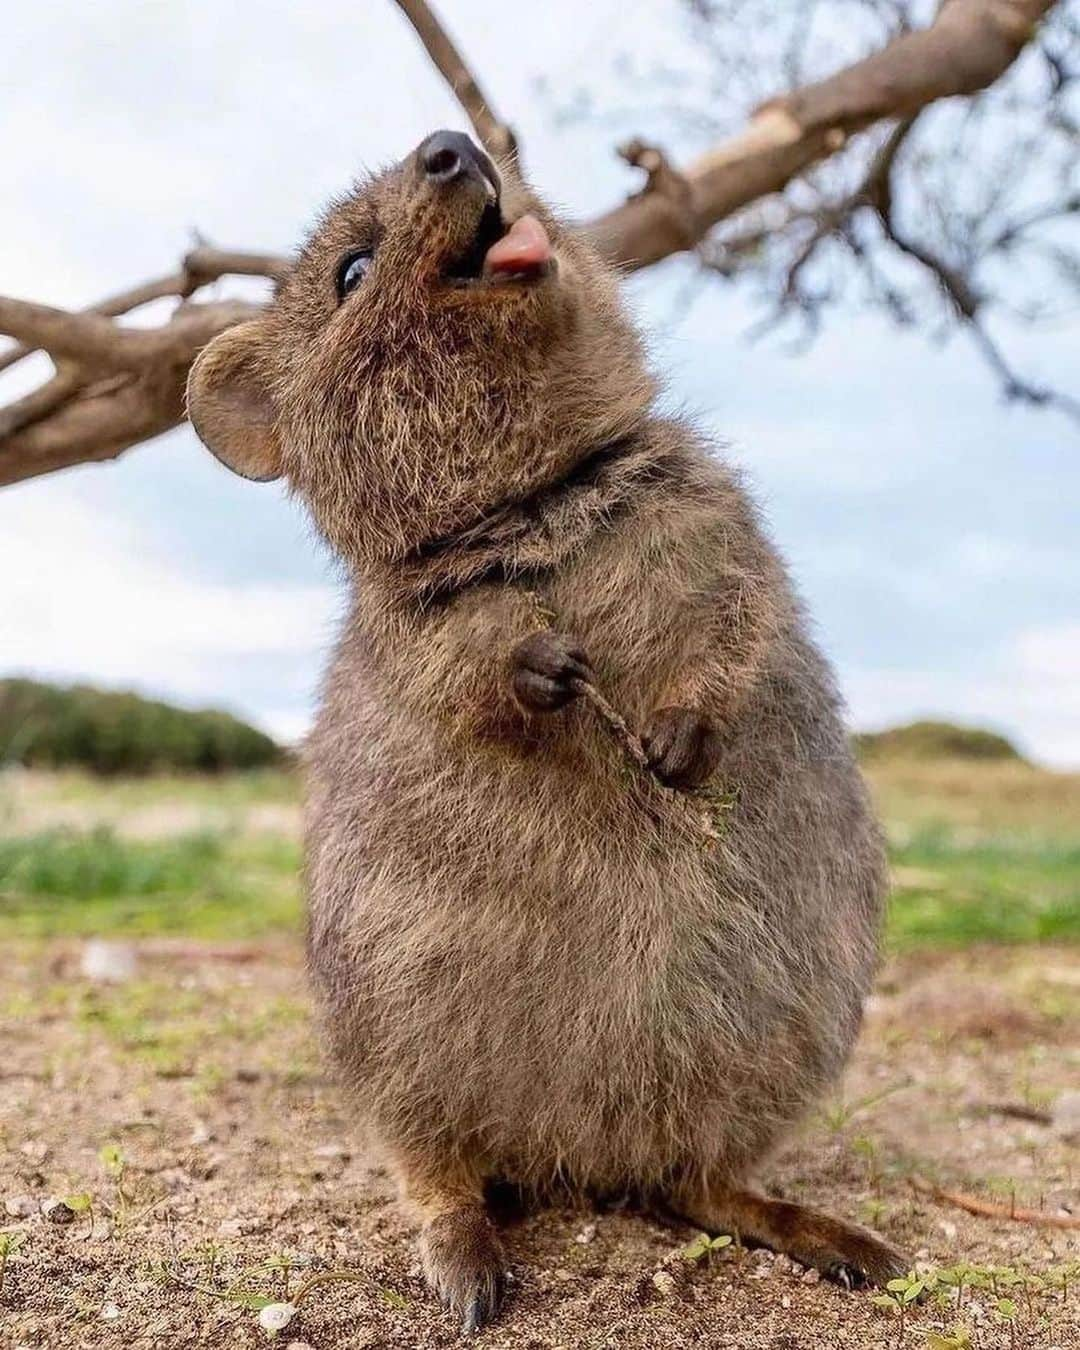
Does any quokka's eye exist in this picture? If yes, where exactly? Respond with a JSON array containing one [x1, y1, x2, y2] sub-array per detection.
[[337, 250, 373, 300]]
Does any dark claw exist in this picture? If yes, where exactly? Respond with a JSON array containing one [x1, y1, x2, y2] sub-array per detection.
[[824, 1261, 867, 1291], [420, 1208, 506, 1334]]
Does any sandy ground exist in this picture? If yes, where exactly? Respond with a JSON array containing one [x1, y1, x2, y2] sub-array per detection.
[[1, 942, 1078, 1350]]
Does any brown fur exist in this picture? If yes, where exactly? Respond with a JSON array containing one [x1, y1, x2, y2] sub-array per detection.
[[187, 133, 910, 1331]]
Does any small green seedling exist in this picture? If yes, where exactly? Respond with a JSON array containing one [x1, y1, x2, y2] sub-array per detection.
[[925, 1329, 973, 1350], [62, 1192, 94, 1241], [0, 1231, 26, 1298], [99, 1143, 131, 1224], [682, 1232, 733, 1263], [872, 1272, 926, 1346], [994, 1296, 1019, 1349], [153, 1257, 377, 1339], [852, 1134, 882, 1189]]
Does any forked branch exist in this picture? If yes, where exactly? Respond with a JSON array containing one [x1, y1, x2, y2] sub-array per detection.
[[0, 0, 1067, 487]]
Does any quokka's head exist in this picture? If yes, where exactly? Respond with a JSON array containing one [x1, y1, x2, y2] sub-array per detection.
[[188, 131, 654, 566]]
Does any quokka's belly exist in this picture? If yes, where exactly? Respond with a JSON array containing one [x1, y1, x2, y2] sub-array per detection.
[[310, 708, 878, 1186], [314, 800, 835, 1186]]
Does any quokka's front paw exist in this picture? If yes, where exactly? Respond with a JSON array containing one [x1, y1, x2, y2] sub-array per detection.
[[419, 1205, 507, 1334], [642, 705, 722, 789], [510, 631, 593, 713]]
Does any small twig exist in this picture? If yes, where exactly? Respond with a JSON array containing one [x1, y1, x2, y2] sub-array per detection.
[[573, 679, 651, 772], [978, 1101, 1054, 1126], [910, 1175, 1080, 1229], [391, 0, 516, 160], [572, 678, 724, 847]]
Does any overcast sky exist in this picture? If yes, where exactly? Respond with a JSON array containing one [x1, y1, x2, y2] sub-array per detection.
[[2, 0, 1078, 765]]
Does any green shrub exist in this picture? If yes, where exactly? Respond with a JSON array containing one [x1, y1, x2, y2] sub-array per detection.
[[0, 679, 283, 775], [854, 719, 1023, 764]]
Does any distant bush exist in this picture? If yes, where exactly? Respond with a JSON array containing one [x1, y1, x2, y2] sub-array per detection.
[[0, 678, 284, 775], [854, 719, 1024, 764]]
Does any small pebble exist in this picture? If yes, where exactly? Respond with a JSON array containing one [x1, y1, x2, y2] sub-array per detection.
[[100, 1303, 121, 1322], [189, 1120, 213, 1146], [800, 1268, 820, 1285], [312, 1143, 350, 1160], [80, 939, 137, 984], [42, 1198, 75, 1225], [652, 1270, 677, 1298], [4, 1195, 37, 1219], [258, 1303, 297, 1333], [574, 1223, 597, 1245]]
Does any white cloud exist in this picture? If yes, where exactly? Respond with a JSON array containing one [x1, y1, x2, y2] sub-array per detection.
[[0, 489, 341, 735]]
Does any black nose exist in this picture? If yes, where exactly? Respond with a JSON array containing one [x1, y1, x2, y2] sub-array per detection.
[[418, 130, 501, 199]]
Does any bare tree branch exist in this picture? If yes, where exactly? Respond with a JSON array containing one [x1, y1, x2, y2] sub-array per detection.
[[391, 0, 517, 159], [0, 0, 1069, 488], [589, 0, 1059, 269], [0, 247, 285, 377], [0, 296, 262, 488]]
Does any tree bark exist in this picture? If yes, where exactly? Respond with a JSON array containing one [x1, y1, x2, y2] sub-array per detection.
[[587, 0, 1056, 269]]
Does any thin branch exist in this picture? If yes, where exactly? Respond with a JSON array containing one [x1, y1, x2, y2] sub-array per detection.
[[0, 297, 163, 371], [0, 272, 188, 376], [589, 0, 1058, 269], [181, 246, 290, 287], [0, 366, 90, 440], [391, 0, 516, 159], [0, 295, 261, 373], [875, 158, 1080, 425], [911, 1175, 1080, 1230], [0, 248, 284, 376], [0, 295, 262, 487]]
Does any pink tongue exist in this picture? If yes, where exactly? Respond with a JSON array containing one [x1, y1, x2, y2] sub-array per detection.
[[483, 213, 552, 275]]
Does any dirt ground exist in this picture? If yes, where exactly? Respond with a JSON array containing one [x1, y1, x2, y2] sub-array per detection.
[[2, 942, 1078, 1350]]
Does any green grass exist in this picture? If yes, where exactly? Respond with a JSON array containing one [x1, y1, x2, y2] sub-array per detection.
[[887, 824, 1080, 949], [0, 827, 301, 939], [0, 760, 1077, 948]]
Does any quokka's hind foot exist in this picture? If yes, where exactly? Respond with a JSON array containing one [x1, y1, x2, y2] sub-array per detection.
[[419, 1204, 506, 1334], [672, 1183, 911, 1289], [392, 1151, 508, 1334]]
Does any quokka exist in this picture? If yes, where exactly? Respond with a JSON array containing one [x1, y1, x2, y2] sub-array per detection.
[[188, 129, 910, 1334]]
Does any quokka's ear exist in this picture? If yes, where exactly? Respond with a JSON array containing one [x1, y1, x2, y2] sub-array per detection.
[[186, 320, 282, 482]]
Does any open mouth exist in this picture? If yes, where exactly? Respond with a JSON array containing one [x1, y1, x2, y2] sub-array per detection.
[[442, 206, 556, 289]]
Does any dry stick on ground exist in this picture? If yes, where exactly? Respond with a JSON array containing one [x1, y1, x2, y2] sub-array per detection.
[[978, 1101, 1055, 1126], [910, 1175, 1080, 1230], [0, 0, 1060, 488]]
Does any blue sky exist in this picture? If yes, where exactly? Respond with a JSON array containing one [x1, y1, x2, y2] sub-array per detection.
[[2, 0, 1078, 764]]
